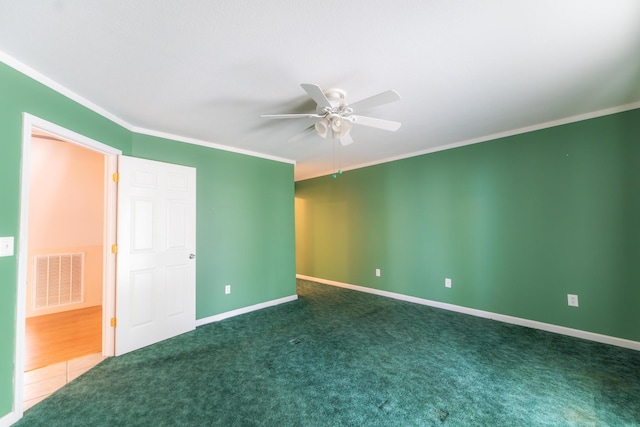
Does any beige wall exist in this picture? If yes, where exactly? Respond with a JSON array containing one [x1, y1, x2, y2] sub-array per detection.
[[26, 135, 105, 317]]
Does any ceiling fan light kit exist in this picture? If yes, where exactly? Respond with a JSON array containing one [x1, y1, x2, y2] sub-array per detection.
[[261, 83, 401, 146], [315, 118, 329, 138]]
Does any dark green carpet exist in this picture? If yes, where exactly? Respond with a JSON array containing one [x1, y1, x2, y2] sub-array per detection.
[[17, 279, 640, 426]]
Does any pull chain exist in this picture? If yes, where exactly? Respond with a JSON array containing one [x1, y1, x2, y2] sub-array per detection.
[[332, 140, 343, 179]]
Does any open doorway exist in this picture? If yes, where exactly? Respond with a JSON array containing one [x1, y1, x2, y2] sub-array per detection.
[[14, 114, 196, 418], [22, 130, 107, 408], [15, 114, 121, 413]]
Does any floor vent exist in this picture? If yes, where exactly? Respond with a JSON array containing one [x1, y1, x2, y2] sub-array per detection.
[[35, 253, 84, 309]]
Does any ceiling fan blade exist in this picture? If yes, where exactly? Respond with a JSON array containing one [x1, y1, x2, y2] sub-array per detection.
[[347, 90, 400, 112], [288, 125, 316, 143], [260, 113, 322, 119], [301, 84, 332, 110], [339, 132, 354, 146], [350, 115, 401, 131]]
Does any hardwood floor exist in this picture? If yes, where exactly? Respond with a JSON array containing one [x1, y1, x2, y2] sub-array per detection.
[[25, 306, 102, 372]]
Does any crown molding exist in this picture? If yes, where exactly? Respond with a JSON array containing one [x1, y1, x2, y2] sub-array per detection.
[[4, 50, 636, 176], [0, 50, 295, 165], [129, 125, 296, 165], [297, 100, 640, 181], [0, 50, 131, 130]]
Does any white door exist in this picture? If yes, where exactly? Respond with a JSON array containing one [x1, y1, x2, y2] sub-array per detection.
[[115, 155, 196, 356]]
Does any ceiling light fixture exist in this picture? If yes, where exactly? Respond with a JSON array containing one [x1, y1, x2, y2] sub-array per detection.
[[315, 118, 329, 139], [261, 83, 401, 147]]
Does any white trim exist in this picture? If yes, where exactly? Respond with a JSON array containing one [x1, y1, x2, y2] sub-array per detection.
[[296, 101, 640, 181], [24, 115, 120, 360], [102, 154, 119, 357], [0, 51, 131, 130], [0, 50, 295, 165], [26, 114, 122, 156], [297, 274, 640, 352], [0, 411, 19, 427], [14, 115, 34, 419], [4, 49, 638, 178], [195, 295, 298, 327], [130, 126, 296, 165], [13, 114, 122, 421]]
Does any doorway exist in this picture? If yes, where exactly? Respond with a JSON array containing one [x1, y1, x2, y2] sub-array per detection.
[[15, 114, 121, 414], [14, 114, 196, 418], [22, 130, 107, 408]]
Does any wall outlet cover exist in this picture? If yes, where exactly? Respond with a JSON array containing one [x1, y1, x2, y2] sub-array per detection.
[[375, 268, 381, 277], [0, 237, 14, 257], [567, 294, 579, 307], [445, 278, 452, 288], [225, 285, 231, 295]]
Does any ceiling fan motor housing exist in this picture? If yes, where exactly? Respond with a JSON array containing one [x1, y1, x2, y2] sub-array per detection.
[[318, 88, 356, 131], [321, 88, 347, 110]]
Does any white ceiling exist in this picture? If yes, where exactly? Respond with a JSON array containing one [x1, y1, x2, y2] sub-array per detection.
[[1, 1, 639, 181]]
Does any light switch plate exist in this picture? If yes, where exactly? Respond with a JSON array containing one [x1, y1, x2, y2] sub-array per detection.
[[0, 237, 14, 257]]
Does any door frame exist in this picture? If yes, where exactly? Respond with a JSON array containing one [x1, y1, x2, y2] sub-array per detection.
[[14, 113, 121, 414]]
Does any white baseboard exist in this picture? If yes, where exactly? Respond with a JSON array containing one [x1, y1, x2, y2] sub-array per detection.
[[0, 411, 20, 427], [195, 294, 298, 327], [297, 274, 640, 352]]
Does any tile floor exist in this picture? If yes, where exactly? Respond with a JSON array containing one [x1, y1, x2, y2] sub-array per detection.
[[23, 353, 105, 411]]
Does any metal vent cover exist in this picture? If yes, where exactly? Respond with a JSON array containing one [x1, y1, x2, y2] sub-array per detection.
[[34, 253, 84, 309]]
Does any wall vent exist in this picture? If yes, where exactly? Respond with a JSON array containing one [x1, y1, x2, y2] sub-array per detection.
[[34, 253, 84, 309]]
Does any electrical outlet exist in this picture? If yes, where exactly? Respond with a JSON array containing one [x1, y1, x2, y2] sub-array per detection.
[[567, 294, 579, 307], [375, 268, 381, 277], [0, 237, 14, 257], [225, 285, 231, 295], [445, 278, 452, 288]]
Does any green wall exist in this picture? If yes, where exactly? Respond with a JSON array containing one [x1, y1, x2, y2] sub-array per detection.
[[131, 134, 296, 318], [296, 108, 640, 342], [0, 61, 295, 418], [0, 62, 130, 418]]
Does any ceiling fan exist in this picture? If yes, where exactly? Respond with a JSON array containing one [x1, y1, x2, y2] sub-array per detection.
[[261, 84, 401, 146]]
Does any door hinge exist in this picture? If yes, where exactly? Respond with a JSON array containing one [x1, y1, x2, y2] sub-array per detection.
[[110, 317, 117, 327], [112, 172, 119, 182], [111, 244, 118, 254]]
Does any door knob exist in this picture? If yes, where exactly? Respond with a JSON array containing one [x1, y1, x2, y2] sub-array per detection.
[[189, 253, 196, 259]]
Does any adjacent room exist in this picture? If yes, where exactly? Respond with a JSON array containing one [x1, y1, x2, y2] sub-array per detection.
[[1, 2, 639, 426]]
